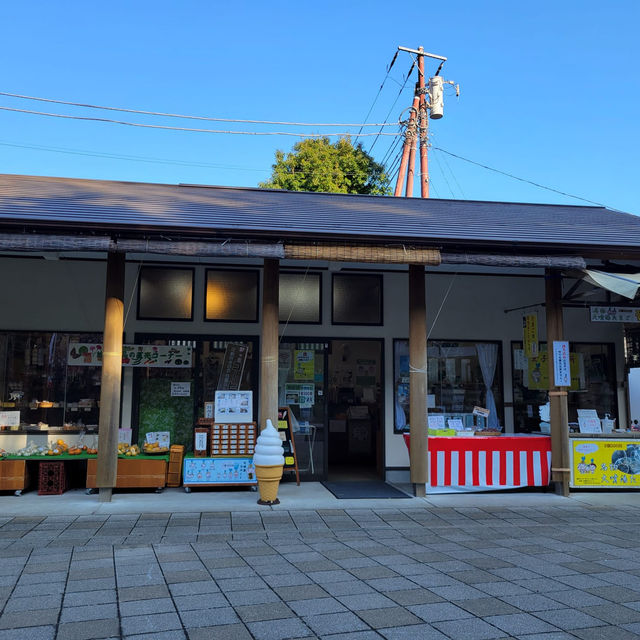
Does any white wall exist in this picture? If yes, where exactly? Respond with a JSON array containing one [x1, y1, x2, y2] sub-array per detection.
[[0, 256, 627, 470]]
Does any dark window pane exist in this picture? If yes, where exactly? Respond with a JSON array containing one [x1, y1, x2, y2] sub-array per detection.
[[333, 274, 382, 325], [205, 270, 258, 322], [279, 272, 321, 323], [139, 267, 193, 320]]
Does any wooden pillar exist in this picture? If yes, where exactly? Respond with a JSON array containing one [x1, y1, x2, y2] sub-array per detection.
[[259, 258, 279, 431], [96, 251, 125, 502], [545, 268, 571, 496], [409, 265, 428, 496]]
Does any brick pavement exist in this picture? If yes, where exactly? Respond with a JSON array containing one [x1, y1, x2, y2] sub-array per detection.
[[0, 504, 640, 639]]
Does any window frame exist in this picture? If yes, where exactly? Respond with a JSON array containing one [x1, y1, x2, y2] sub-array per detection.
[[203, 268, 260, 324], [137, 266, 195, 321]]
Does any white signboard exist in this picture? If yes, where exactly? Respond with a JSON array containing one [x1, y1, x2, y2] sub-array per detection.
[[171, 382, 191, 397], [428, 415, 446, 430], [578, 417, 602, 434], [0, 411, 20, 426], [214, 390, 253, 423], [447, 418, 465, 431], [590, 306, 640, 323], [553, 341, 571, 387]]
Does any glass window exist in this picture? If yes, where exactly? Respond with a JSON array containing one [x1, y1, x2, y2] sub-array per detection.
[[511, 341, 617, 433], [205, 269, 259, 322], [332, 274, 382, 325], [0, 331, 103, 429], [134, 335, 258, 452], [393, 339, 504, 432], [138, 267, 193, 320], [279, 272, 321, 324]]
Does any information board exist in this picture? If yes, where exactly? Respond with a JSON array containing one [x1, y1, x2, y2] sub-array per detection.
[[572, 439, 640, 488], [183, 457, 256, 485]]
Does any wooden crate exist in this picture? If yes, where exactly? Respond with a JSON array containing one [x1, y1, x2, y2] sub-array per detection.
[[86, 458, 167, 489], [167, 445, 185, 487], [0, 460, 29, 493]]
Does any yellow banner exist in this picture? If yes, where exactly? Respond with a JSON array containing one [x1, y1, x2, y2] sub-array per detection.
[[572, 440, 640, 487], [523, 314, 539, 359], [527, 352, 580, 390]]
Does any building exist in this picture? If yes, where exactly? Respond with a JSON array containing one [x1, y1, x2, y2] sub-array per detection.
[[0, 174, 639, 495]]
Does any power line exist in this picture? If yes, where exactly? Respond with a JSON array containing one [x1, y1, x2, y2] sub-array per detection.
[[0, 91, 396, 128], [432, 146, 607, 207], [0, 105, 401, 138]]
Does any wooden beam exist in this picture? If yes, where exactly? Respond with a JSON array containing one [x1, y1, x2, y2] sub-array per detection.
[[545, 268, 571, 497], [96, 251, 125, 502], [409, 265, 428, 495], [259, 258, 279, 431]]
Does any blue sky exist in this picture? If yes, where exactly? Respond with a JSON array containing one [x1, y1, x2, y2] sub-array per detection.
[[1, 1, 638, 213]]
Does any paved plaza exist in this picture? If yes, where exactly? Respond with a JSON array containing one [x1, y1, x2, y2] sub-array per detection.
[[1, 490, 640, 639]]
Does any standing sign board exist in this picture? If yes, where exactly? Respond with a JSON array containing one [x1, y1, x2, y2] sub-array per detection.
[[278, 407, 300, 485]]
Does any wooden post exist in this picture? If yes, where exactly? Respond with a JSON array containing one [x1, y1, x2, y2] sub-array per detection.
[[545, 268, 571, 496], [259, 258, 279, 431], [96, 251, 125, 502], [409, 265, 428, 496]]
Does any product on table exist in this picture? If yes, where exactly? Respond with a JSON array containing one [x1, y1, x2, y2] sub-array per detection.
[[253, 419, 285, 504]]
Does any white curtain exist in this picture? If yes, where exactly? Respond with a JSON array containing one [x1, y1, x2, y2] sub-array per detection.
[[476, 343, 499, 429]]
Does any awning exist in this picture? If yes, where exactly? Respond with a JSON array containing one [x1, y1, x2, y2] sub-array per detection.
[[582, 269, 640, 299]]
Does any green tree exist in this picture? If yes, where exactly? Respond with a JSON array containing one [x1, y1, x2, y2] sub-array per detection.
[[259, 136, 391, 195]]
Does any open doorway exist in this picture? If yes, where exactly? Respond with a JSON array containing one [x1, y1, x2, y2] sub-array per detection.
[[327, 339, 384, 481]]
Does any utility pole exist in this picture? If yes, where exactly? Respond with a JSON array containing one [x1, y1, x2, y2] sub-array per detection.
[[394, 46, 458, 199]]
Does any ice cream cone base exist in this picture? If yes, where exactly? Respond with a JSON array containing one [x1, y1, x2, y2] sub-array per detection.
[[255, 464, 283, 505]]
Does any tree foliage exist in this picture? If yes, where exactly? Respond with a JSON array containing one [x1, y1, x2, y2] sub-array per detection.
[[259, 137, 391, 195]]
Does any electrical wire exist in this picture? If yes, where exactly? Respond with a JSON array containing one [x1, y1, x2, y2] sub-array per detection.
[[0, 91, 397, 128], [353, 50, 400, 143], [369, 61, 415, 154], [432, 146, 606, 207], [0, 106, 401, 138]]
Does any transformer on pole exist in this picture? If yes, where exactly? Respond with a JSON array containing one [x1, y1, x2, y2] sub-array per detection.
[[394, 46, 459, 199]]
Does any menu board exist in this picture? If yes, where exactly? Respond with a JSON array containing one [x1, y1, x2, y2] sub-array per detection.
[[183, 457, 256, 485]]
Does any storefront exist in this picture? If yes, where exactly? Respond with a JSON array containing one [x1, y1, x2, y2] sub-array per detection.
[[0, 174, 639, 495]]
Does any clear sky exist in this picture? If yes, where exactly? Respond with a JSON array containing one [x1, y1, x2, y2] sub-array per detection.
[[1, 1, 638, 213]]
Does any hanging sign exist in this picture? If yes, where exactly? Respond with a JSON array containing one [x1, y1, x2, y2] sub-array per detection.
[[552, 341, 571, 386], [217, 343, 249, 390], [68, 343, 192, 367], [591, 306, 640, 323], [523, 314, 539, 358]]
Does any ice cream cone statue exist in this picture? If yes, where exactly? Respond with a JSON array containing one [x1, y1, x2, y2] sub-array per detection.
[[253, 419, 285, 505]]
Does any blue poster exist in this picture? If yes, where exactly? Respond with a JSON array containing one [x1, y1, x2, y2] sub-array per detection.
[[183, 457, 256, 485]]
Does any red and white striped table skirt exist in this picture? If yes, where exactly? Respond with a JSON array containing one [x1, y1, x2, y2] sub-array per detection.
[[403, 434, 552, 492]]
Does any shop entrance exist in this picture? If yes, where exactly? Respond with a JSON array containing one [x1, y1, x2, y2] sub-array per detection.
[[327, 339, 383, 481]]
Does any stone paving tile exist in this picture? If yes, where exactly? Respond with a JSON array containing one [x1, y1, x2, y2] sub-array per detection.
[[124, 631, 186, 640], [356, 607, 423, 629], [225, 588, 280, 606], [288, 597, 347, 616], [0, 609, 59, 629], [3, 593, 62, 612], [303, 611, 368, 635], [119, 597, 177, 616], [247, 617, 314, 640], [579, 602, 640, 624], [118, 584, 171, 601], [432, 617, 507, 639], [56, 618, 120, 640], [407, 602, 474, 622], [378, 623, 448, 639], [120, 612, 182, 636], [186, 623, 254, 640], [234, 602, 296, 622], [59, 602, 119, 622], [0, 626, 56, 640], [571, 626, 640, 640], [533, 607, 610, 630], [179, 607, 240, 628], [454, 597, 520, 617], [483, 612, 559, 635], [168, 580, 220, 596]]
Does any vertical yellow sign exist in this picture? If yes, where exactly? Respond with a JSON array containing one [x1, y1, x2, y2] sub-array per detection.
[[523, 314, 538, 359]]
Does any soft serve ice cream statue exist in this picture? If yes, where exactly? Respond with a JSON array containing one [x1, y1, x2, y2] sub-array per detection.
[[253, 419, 285, 505]]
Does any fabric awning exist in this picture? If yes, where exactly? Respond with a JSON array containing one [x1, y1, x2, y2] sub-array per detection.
[[582, 269, 640, 299]]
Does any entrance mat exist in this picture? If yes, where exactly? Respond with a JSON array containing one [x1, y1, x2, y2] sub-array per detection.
[[321, 481, 412, 499]]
